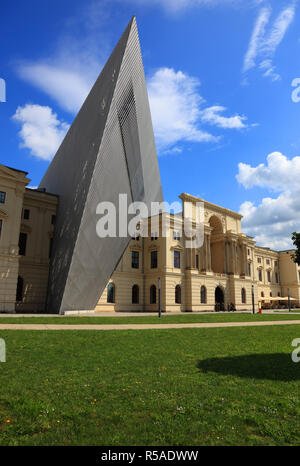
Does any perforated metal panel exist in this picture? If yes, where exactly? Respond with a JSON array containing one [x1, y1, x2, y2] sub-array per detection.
[[39, 17, 163, 313]]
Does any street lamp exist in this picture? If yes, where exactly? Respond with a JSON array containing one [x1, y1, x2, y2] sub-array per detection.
[[252, 285, 255, 315], [158, 277, 161, 319]]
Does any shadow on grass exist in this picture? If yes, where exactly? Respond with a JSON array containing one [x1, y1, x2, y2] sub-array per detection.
[[197, 353, 300, 382]]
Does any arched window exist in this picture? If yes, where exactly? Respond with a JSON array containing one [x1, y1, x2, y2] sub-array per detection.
[[150, 285, 156, 304], [16, 276, 23, 302], [175, 285, 181, 304], [270, 292, 273, 297], [241, 288, 246, 304], [107, 283, 115, 303], [201, 286, 207, 304], [132, 284, 139, 304], [261, 292, 264, 298]]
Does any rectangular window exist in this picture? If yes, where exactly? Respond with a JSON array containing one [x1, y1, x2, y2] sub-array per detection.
[[267, 271, 271, 282], [23, 209, 30, 220], [258, 269, 262, 281], [19, 232, 27, 256], [173, 231, 181, 240], [257, 257, 261, 263], [131, 251, 139, 269], [247, 249, 250, 255], [151, 250, 158, 269], [266, 259, 270, 265], [248, 263, 251, 276], [196, 254, 199, 269], [0, 219, 2, 239], [51, 215, 56, 225], [0, 191, 6, 204], [275, 272, 279, 283], [174, 250, 180, 268]]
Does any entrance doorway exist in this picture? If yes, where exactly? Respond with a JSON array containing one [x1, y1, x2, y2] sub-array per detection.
[[215, 286, 225, 311]]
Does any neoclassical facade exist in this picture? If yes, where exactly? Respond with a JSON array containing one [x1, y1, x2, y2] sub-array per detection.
[[0, 165, 57, 312], [96, 193, 300, 312], [1, 165, 299, 313]]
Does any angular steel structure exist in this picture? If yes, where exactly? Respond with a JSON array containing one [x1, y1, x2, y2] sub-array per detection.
[[39, 17, 163, 313]]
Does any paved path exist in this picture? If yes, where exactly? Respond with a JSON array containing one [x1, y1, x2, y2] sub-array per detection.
[[0, 320, 300, 331], [1, 311, 299, 318]]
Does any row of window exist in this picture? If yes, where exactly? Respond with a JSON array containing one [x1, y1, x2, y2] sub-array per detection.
[[261, 291, 281, 298], [133, 232, 181, 241], [21, 209, 56, 224], [148, 232, 181, 241], [0, 214, 56, 244], [18, 232, 53, 258], [257, 257, 278, 267], [258, 269, 279, 283], [131, 250, 181, 269], [107, 284, 209, 305], [107, 284, 249, 305]]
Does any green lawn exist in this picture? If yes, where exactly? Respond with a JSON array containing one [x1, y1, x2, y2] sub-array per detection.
[[0, 313, 300, 325], [0, 326, 299, 445]]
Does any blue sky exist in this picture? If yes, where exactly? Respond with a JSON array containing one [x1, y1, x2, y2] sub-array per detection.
[[1, 0, 300, 249]]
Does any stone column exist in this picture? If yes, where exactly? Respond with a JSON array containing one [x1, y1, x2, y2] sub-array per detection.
[[185, 245, 192, 269], [232, 241, 237, 275], [244, 245, 248, 276], [224, 239, 227, 274], [202, 235, 206, 271], [207, 234, 212, 271]]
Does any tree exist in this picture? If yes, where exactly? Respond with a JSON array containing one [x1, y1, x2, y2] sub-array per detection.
[[292, 232, 300, 265]]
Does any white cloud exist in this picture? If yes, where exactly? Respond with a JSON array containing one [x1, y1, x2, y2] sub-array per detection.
[[239, 191, 300, 250], [17, 0, 107, 114], [18, 64, 253, 155], [200, 105, 248, 129], [259, 59, 281, 82], [262, 2, 296, 54], [19, 63, 96, 114], [243, 6, 271, 72], [12, 104, 70, 160], [148, 67, 254, 152], [147, 67, 218, 151], [243, 2, 297, 81], [237, 151, 300, 189], [123, 0, 258, 12], [161, 146, 183, 155], [16, 0, 254, 156], [237, 152, 300, 249]]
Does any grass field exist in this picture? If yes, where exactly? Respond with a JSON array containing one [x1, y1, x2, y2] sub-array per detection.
[[0, 313, 300, 325], [0, 325, 299, 445]]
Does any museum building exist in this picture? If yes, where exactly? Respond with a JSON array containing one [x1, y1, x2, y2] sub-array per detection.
[[0, 166, 299, 313]]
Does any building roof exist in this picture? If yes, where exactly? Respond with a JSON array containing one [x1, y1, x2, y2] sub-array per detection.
[[4, 165, 28, 175]]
